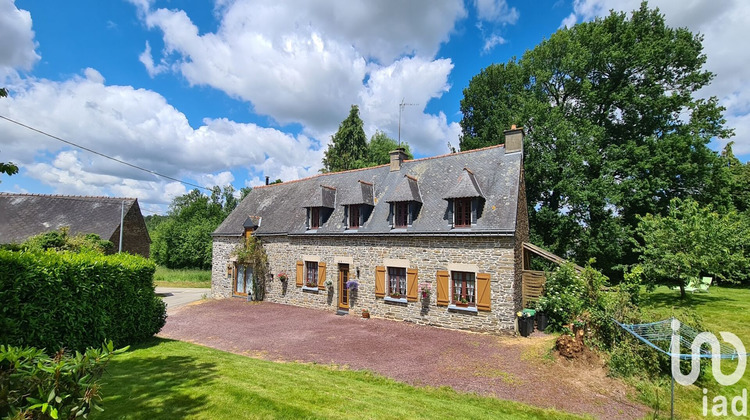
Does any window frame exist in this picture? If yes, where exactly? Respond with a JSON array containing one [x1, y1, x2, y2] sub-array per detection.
[[451, 271, 476, 307], [394, 202, 409, 228], [348, 204, 360, 229], [454, 197, 472, 227], [305, 261, 319, 288], [309, 207, 321, 229], [387, 267, 407, 299]]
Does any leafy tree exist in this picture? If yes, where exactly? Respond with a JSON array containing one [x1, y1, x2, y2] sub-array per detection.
[[151, 186, 235, 269], [19, 227, 113, 254], [459, 3, 732, 280], [322, 105, 368, 172], [367, 130, 413, 165], [0, 88, 19, 182], [634, 198, 750, 297], [239, 186, 253, 201]]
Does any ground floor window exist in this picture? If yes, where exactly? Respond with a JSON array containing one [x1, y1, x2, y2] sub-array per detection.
[[388, 267, 406, 298], [452, 271, 475, 305], [305, 261, 318, 287], [235, 264, 253, 296]]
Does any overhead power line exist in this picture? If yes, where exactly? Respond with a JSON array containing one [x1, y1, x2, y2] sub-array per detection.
[[0, 114, 211, 192]]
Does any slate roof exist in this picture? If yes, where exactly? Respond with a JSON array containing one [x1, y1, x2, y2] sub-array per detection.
[[444, 168, 484, 199], [213, 144, 523, 237], [338, 181, 374, 206], [386, 175, 423, 203], [0, 193, 138, 243], [303, 185, 336, 208]]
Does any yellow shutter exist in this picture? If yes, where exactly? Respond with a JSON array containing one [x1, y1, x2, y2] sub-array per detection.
[[296, 260, 303, 287], [375, 266, 385, 297], [318, 262, 327, 290], [406, 268, 419, 302], [436, 270, 449, 306], [476, 273, 491, 311]]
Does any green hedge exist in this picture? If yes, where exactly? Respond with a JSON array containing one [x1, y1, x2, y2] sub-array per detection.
[[0, 250, 166, 351]]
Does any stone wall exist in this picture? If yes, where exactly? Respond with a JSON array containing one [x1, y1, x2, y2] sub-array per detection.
[[212, 234, 520, 331]]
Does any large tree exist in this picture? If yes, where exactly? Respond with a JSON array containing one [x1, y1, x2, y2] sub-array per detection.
[[459, 3, 733, 280], [322, 105, 368, 172], [150, 186, 236, 269]]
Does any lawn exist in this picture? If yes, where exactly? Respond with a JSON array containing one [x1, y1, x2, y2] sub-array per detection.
[[153, 266, 211, 288], [637, 285, 750, 419], [97, 338, 585, 420]]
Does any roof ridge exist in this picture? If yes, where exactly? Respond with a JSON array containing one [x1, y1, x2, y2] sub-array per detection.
[[252, 144, 506, 190], [0, 192, 137, 201]]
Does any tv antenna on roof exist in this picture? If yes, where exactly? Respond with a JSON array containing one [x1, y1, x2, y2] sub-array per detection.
[[398, 98, 418, 147]]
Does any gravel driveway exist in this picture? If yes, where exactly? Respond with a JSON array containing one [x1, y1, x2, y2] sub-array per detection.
[[160, 299, 647, 419]]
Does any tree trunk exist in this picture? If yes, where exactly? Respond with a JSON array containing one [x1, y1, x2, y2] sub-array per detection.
[[679, 282, 686, 299]]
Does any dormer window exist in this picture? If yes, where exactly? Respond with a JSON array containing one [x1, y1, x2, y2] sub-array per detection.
[[444, 168, 484, 229], [386, 175, 422, 230], [303, 184, 336, 231], [340, 180, 374, 231]]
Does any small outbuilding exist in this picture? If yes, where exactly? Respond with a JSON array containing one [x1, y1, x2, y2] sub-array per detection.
[[0, 193, 150, 258]]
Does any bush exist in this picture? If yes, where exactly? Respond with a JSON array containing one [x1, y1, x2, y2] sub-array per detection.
[[535, 263, 586, 331], [0, 249, 166, 352], [0, 341, 126, 419]]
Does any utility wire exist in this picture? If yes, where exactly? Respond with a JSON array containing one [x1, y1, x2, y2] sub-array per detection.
[[0, 114, 212, 192]]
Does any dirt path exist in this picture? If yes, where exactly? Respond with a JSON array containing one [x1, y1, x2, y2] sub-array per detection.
[[160, 299, 648, 419]]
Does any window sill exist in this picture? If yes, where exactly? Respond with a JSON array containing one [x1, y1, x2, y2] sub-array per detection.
[[302, 286, 319, 293], [448, 304, 478, 313], [345, 228, 359, 232], [305, 229, 319, 233], [384, 296, 407, 304]]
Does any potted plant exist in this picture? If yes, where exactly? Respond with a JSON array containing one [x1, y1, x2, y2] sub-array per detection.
[[418, 282, 431, 301], [345, 280, 359, 291], [277, 272, 288, 282], [324, 279, 333, 289], [389, 292, 402, 299], [455, 296, 469, 307], [361, 308, 370, 319], [305, 280, 317, 288], [534, 301, 549, 332]]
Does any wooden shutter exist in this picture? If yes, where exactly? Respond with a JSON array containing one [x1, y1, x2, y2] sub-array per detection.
[[375, 266, 386, 297], [296, 260, 303, 287], [476, 273, 491, 311], [318, 262, 327, 290], [406, 268, 419, 302], [436, 270, 449, 306]]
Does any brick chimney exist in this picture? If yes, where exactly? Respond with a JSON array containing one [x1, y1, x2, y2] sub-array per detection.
[[389, 147, 408, 171], [503, 125, 524, 154]]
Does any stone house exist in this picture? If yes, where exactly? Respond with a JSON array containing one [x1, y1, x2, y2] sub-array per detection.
[[211, 127, 531, 331], [0, 193, 150, 258]]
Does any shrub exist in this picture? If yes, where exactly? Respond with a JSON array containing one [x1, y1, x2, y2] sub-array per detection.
[[0, 341, 126, 419], [21, 227, 113, 254], [535, 263, 586, 331], [0, 249, 166, 352]]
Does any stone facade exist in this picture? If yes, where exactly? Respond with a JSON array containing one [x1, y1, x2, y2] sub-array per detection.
[[212, 234, 520, 331]]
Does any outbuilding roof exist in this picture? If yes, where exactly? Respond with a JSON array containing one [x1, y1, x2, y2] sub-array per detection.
[[213, 144, 523, 237], [0, 193, 140, 243]]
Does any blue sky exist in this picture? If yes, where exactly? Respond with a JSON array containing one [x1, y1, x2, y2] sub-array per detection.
[[1, 0, 748, 214]]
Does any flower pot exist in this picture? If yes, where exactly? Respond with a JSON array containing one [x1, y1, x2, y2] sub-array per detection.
[[536, 312, 549, 332], [362, 312, 370, 319], [518, 316, 534, 337], [455, 302, 469, 307]]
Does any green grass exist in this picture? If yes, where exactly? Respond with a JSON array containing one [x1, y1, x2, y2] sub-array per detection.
[[637, 285, 750, 419], [153, 266, 211, 288], [97, 338, 586, 420]]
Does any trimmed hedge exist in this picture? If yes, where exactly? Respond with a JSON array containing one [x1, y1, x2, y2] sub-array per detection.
[[0, 250, 166, 352]]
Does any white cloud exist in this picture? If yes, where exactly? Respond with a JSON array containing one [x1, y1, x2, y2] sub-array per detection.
[[139, 41, 168, 77], [0, 69, 321, 206], [130, 0, 467, 148], [563, 0, 750, 155], [482, 34, 507, 53], [0, 0, 39, 72], [474, 0, 519, 25]]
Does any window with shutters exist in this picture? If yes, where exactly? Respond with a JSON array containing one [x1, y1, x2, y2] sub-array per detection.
[[387, 267, 406, 298], [305, 261, 318, 288], [454, 198, 472, 227], [451, 271, 475, 306], [348, 205, 360, 229]]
